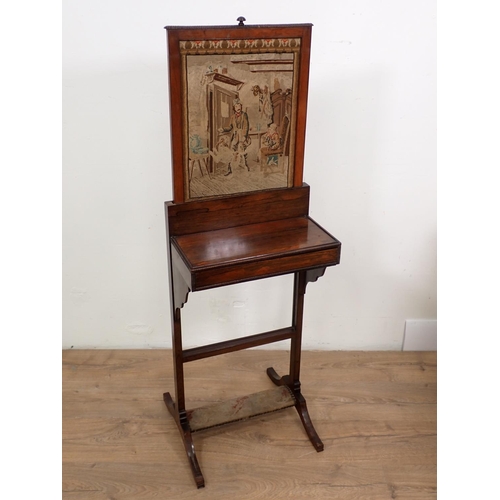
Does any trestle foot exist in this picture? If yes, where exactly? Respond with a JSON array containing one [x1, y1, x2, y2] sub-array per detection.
[[266, 366, 291, 386], [163, 392, 205, 488], [265, 367, 324, 452]]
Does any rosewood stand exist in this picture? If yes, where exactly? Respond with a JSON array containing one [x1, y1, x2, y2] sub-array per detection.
[[161, 20, 341, 487], [164, 184, 341, 487]]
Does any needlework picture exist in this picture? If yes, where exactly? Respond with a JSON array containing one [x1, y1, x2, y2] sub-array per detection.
[[181, 38, 300, 200]]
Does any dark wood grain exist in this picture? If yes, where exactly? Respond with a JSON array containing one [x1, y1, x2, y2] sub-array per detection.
[[174, 217, 336, 268], [182, 327, 294, 363], [171, 216, 340, 290], [166, 184, 310, 237], [293, 25, 311, 187], [166, 29, 186, 203]]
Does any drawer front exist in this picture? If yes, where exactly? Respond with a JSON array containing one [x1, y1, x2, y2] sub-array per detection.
[[193, 247, 341, 290]]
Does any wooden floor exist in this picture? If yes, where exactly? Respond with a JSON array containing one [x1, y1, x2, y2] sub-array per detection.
[[62, 349, 436, 499]]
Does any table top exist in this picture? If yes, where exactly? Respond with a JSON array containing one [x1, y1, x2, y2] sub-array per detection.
[[172, 216, 340, 270], [170, 216, 340, 290]]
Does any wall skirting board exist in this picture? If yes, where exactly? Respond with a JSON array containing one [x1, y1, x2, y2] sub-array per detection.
[[402, 320, 437, 351]]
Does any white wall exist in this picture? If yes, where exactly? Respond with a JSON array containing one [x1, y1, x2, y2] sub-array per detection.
[[62, 0, 436, 350]]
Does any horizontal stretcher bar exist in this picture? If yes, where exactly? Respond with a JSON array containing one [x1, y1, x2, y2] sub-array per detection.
[[182, 327, 295, 363]]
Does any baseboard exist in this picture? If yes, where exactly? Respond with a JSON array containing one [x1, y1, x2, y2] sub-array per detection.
[[402, 319, 437, 351]]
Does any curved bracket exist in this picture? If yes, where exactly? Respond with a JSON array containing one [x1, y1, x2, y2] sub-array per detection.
[[305, 267, 326, 289], [172, 266, 191, 311]]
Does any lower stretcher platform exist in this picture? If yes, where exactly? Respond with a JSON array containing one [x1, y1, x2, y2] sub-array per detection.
[[184, 386, 296, 432]]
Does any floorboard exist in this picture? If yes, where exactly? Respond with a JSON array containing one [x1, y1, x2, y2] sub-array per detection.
[[63, 349, 436, 499]]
